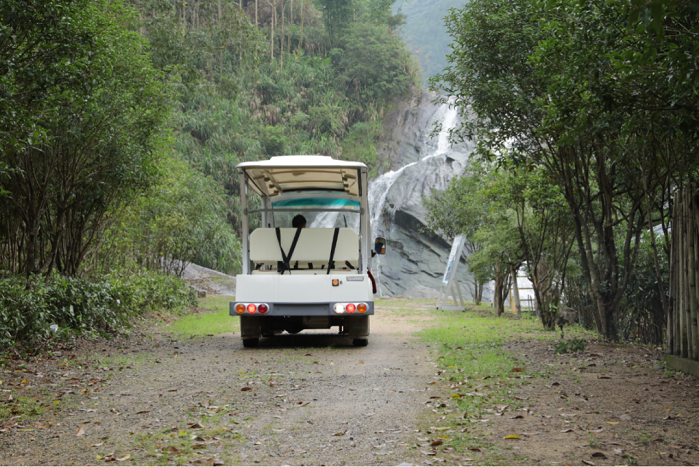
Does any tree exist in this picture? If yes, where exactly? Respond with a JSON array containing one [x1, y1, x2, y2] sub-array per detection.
[[429, 0, 686, 340], [334, 22, 416, 101], [317, 0, 354, 47], [0, 0, 171, 277]]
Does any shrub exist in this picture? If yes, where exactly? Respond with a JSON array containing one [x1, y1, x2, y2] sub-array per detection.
[[0, 271, 196, 347]]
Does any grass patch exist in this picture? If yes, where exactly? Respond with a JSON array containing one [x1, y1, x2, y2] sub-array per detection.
[[414, 305, 595, 463], [133, 400, 243, 465], [168, 295, 239, 337]]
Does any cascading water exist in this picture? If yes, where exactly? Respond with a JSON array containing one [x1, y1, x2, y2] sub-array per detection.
[[368, 100, 460, 296]]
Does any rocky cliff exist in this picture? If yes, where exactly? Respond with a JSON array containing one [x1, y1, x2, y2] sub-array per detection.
[[369, 89, 478, 299]]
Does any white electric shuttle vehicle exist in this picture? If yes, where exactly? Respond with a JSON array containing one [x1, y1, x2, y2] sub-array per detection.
[[230, 155, 386, 347]]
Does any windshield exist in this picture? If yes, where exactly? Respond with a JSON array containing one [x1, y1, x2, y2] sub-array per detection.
[[271, 197, 361, 230]]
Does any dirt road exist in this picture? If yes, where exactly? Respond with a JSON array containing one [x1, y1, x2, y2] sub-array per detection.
[[1, 305, 439, 465]]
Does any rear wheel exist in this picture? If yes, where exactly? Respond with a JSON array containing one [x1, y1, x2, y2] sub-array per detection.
[[353, 338, 368, 347], [242, 338, 259, 348]]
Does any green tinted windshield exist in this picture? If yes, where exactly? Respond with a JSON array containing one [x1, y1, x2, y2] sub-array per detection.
[[272, 198, 360, 208]]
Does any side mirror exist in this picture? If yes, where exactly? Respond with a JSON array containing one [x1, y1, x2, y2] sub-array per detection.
[[374, 237, 386, 255]]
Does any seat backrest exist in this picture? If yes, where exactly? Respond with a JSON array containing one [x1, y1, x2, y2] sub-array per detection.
[[250, 228, 359, 265]]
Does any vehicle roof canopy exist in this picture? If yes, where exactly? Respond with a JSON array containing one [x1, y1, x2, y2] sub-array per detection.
[[236, 156, 366, 198]]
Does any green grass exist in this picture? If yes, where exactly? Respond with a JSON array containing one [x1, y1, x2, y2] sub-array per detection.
[[413, 305, 596, 463], [168, 295, 239, 337]]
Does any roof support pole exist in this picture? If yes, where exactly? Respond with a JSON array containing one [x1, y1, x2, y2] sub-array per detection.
[[240, 172, 250, 275], [360, 167, 369, 273]]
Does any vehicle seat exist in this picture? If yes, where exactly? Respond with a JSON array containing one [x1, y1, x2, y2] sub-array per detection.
[[250, 228, 359, 270]]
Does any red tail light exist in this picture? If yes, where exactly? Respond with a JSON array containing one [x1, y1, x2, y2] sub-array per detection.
[[346, 303, 356, 313], [247, 304, 257, 313], [258, 303, 269, 314]]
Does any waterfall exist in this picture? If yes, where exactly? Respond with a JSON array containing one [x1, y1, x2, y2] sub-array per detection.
[[368, 100, 459, 296]]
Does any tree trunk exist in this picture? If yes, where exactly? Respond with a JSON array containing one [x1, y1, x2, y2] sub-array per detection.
[[668, 197, 676, 354], [512, 265, 522, 317], [288, 0, 293, 55], [690, 196, 699, 361], [280, 0, 284, 70], [255, 0, 258, 26], [296, 0, 305, 59], [270, 0, 275, 60], [474, 278, 482, 305]]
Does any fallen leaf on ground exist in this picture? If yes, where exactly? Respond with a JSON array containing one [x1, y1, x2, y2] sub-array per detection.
[[591, 452, 607, 458], [431, 440, 443, 446], [511, 368, 523, 372], [588, 429, 604, 433], [241, 387, 252, 391], [561, 429, 574, 433], [421, 450, 436, 456], [136, 410, 150, 414], [606, 421, 619, 425], [116, 455, 131, 462], [162, 446, 179, 453], [91, 443, 104, 447], [509, 415, 524, 419], [334, 430, 347, 436], [188, 422, 204, 429], [504, 435, 520, 439], [76, 426, 85, 437], [582, 460, 595, 466]]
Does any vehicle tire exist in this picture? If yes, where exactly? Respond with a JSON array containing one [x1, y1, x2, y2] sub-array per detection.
[[242, 338, 259, 348], [353, 338, 368, 347]]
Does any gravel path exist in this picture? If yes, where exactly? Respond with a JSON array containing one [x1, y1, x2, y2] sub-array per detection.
[[1, 305, 439, 465]]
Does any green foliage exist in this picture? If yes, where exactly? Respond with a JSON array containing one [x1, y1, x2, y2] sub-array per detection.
[[553, 339, 586, 354], [0, 271, 195, 346], [0, 0, 172, 277], [335, 22, 418, 101], [430, 0, 696, 341], [99, 157, 242, 276], [317, 0, 355, 47]]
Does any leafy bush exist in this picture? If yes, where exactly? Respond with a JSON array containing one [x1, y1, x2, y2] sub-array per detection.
[[0, 271, 196, 347], [553, 339, 586, 354]]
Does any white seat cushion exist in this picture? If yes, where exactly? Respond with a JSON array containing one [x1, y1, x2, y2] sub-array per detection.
[[250, 228, 359, 265]]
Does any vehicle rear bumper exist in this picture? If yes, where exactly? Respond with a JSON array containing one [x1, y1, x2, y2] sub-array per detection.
[[229, 301, 374, 316]]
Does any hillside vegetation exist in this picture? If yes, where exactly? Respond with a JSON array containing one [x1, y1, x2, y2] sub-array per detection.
[[0, 0, 419, 345]]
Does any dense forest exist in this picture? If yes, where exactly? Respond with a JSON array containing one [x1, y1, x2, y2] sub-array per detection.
[[0, 0, 418, 345], [425, 0, 699, 345]]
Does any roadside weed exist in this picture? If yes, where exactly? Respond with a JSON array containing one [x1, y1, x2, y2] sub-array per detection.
[[168, 295, 239, 337], [415, 305, 592, 463]]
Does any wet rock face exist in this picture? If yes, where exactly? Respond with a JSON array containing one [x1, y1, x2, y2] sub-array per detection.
[[370, 91, 477, 298], [376, 90, 444, 170]]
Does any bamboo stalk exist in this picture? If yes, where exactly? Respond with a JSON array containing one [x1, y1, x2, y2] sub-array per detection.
[[296, 0, 305, 60], [668, 195, 675, 354], [681, 188, 689, 358], [690, 184, 699, 361], [280, 0, 284, 70]]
